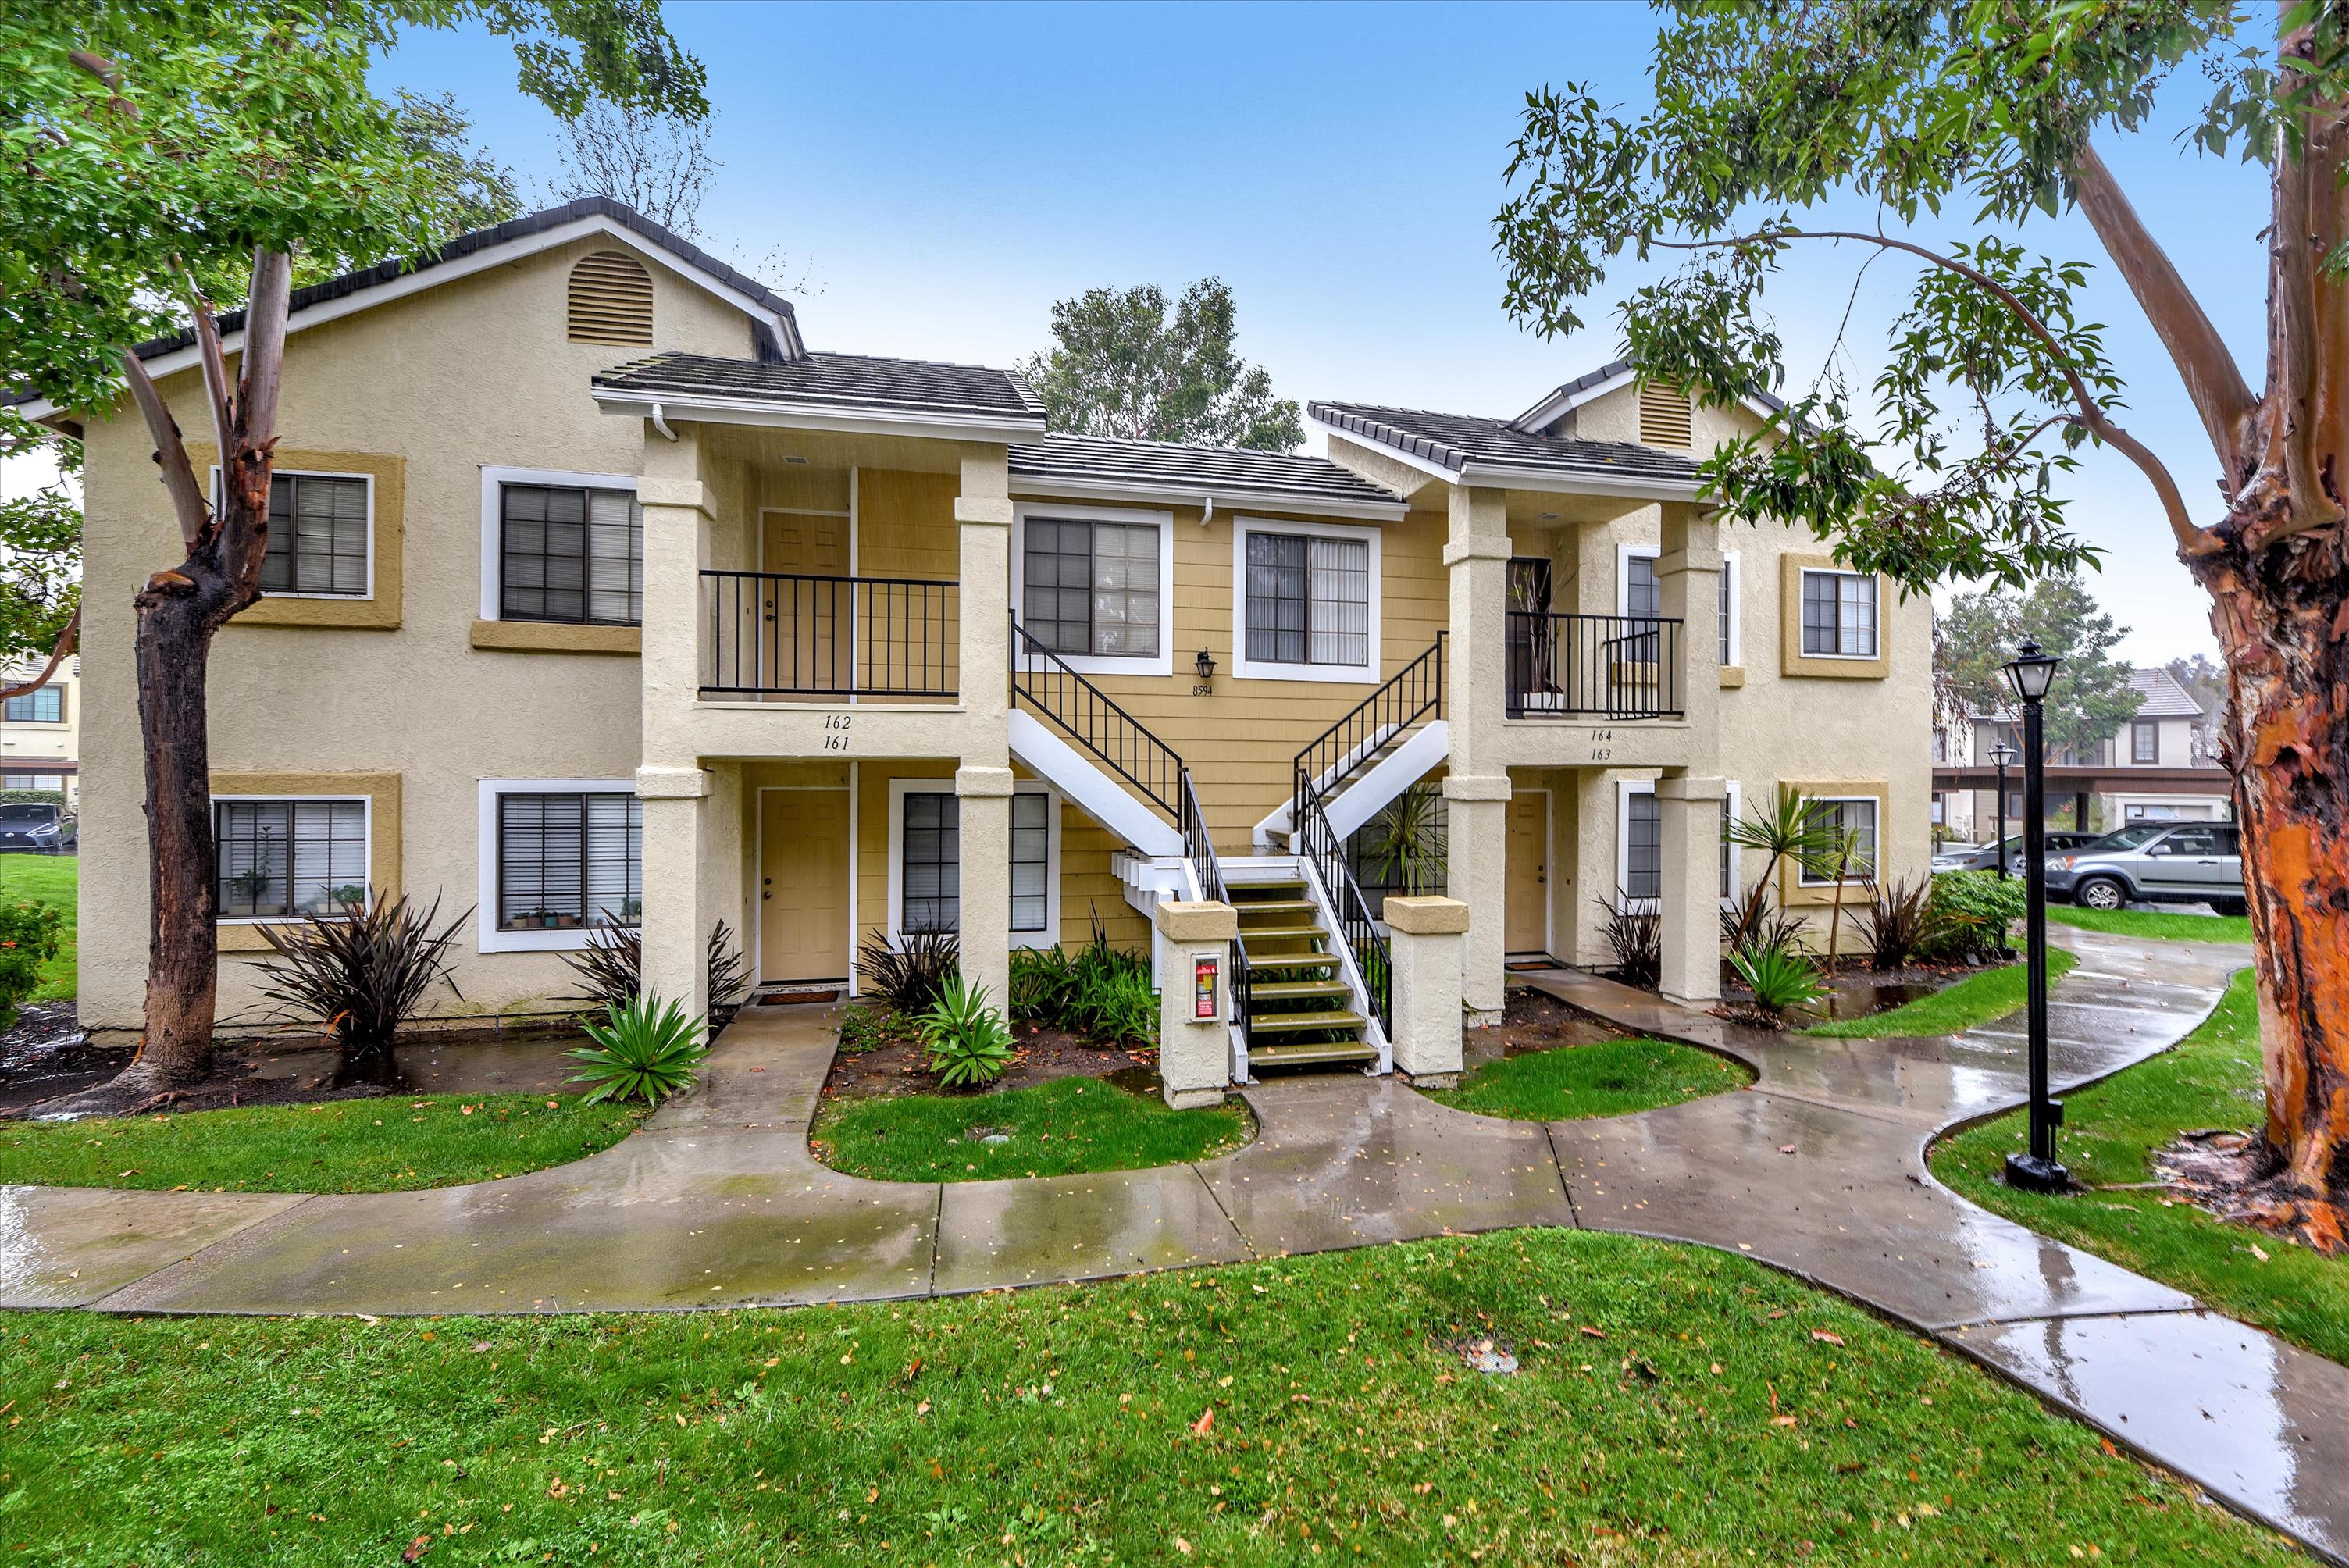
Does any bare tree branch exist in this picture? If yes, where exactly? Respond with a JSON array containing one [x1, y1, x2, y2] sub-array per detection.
[[119, 350, 209, 550], [237, 249, 290, 445], [187, 287, 235, 466], [0, 605, 81, 704], [2070, 139, 2258, 478]]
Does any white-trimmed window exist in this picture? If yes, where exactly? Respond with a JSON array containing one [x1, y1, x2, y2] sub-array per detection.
[[1800, 796, 1880, 884], [477, 780, 639, 952], [1618, 779, 1741, 910], [1232, 518, 1380, 682], [1719, 551, 1741, 665], [212, 469, 374, 598], [887, 780, 1060, 947], [3, 686, 62, 723], [479, 467, 643, 626], [214, 796, 369, 920], [2131, 719, 2159, 764], [1014, 505, 1171, 674], [1800, 569, 1879, 658], [1618, 545, 1661, 619]]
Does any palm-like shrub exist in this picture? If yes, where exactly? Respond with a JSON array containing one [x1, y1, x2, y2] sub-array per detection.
[[917, 976, 1016, 1089], [253, 889, 468, 1085], [858, 928, 959, 1014], [566, 994, 708, 1105], [1723, 786, 1839, 947], [1718, 882, 1806, 956], [1595, 891, 1661, 986], [1730, 940, 1824, 1017], [561, 919, 750, 1032], [1009, 944, 1078, 1024], [1854, 875, 1937, 970]]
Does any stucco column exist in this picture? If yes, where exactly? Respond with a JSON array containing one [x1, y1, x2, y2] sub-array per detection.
[[636, 764, 711, 1037], [1153, 899, 1235, 1108], [1655, 501, 1721, 757], [638, 428, 712, 772], [1656, 771, 1727, 1005], [1444, 483, 1513, 1023], [1554, 766, 1616, 967], [1384, 896, 1467, 1085], [954, 764, 1014, 1012], [955, 446, 1013, 749]]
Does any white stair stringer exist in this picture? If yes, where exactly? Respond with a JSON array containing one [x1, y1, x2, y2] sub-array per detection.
[[1009, 708, 1182, 857], [1291, 850, 1392, 1076], [1253, 720, 1449, 847]]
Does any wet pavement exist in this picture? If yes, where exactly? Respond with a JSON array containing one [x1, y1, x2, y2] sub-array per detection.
[[2, 927, 2344, 1562]]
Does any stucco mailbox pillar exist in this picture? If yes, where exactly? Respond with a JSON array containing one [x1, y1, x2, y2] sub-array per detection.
[[1153, 899, 1235, 1110], [1384, 895, 1468, 1085], [1656, 772, 1728, 1005]]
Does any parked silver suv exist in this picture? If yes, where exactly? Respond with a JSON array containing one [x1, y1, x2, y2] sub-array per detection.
[[2042, 821, 2246, 914]]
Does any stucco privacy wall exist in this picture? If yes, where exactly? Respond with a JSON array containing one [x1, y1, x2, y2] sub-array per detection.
[[77, 237, 754, 1033]]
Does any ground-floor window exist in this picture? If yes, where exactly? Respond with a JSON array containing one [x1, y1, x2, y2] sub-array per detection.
[[1011, 791, 1050, 933], [496, 791, 641, 931], [1800, 797, 1879, 883], [1620, 785, 1738, 906], [893, 783, 1058, 943], [215, 797, 369, 918], [4, 774, 62, 790]]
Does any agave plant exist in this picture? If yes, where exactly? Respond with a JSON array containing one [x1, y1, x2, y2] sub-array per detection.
[[566, 993, 709, 1106], [916, 976, 1017, 1089], [253, 889, 469, 1086], [1730, 940, 1823, 1019]]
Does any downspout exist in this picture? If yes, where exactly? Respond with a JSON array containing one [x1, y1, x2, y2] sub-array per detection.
[[649, 403, 680, 442]]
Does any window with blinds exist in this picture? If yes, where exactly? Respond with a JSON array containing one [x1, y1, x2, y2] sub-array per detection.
[[1801, 798, 1879, 883], [216, 799, 369, 918], [501, 483, 643, 625], [1800, 569, 1880, 657], [901, 792, 961, 934], [497, 792, 641, 930], [1011, 792, 1050, 933], [3, 686, 62, 722], [265, 472, 369, 595], [1624, 790, 1662, 901], [1638, 381, 1692, 448], [567, 251, 654, 345], [1244, 529, 1370, 668]]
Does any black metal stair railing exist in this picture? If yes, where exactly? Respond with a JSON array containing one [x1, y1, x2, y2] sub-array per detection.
[[1503, 611, 1682, 718], [1180, 768, 1251, 1042], [1009, 613, 1182, 823], [1292, 766, 1392, 1038], [1292, 632, 1445, 811]]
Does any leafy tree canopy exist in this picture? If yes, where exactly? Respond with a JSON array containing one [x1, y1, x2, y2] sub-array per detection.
[[1940, 577, 2143, 761], [1491, 1, 2315, 590], [1020, 279, 1303, 451]]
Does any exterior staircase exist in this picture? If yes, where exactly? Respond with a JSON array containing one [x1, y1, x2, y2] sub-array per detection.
[[1225, 875, 1378, 1071]]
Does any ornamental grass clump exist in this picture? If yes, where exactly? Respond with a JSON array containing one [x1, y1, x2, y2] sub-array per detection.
[[566, 994, 708, 1106], [917, 976, 1016, 1089], [253, 889, 468, 1086]]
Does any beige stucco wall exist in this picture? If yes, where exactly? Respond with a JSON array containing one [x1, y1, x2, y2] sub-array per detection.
[[77, 237, 754, 1033]]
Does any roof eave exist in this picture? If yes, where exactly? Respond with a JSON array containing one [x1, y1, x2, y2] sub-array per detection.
[[593, 386, 1046, 445], [1453, 461, 1702, 502], [1007, 472, 1407, 522]]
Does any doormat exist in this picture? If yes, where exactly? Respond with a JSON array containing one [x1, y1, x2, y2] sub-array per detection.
[[758, 986, 842, 1007], [1504, 958, 1560, 972]]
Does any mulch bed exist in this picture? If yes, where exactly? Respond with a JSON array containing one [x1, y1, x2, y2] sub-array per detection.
[[1477, 987, 1631, 1065], [823, 1011, 1160, 1103]]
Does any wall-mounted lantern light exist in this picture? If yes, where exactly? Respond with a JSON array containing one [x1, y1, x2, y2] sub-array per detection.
[[1195, 648, 1217, 686]]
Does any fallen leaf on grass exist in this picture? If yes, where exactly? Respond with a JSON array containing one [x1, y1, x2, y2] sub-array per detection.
[[1810, 1330, 1845, 1346], [402, 1536, 434, 1563], [1578, 1325, 1607, 1340], [1191, 1409, 1214, 1436]]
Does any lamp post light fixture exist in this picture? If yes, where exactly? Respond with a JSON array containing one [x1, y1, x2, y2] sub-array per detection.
[[2000, 638, 2068, 1194], [1987, 741, 2019, 882]]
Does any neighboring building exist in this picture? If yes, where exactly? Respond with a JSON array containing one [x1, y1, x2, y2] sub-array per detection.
[[0, 655, 80, 808], [21, 200, 1929, 1074], [1932, 667, 2227, 841]]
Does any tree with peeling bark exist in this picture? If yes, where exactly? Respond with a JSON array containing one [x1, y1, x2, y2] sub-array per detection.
[[1493, 1, 2349, 1250], [1, 0, 705, 1106]]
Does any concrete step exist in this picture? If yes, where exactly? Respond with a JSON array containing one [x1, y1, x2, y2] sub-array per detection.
[[1246, 978, 1353, 1003], [1242, 951, 1339, 973], [1236, 924, 1327, 943], [1247, 1039, 1380, 1068]]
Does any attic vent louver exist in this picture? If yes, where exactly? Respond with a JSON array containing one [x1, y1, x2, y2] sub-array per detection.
[[567, 251, 654, 346], [1638, 380, 1692, 450]]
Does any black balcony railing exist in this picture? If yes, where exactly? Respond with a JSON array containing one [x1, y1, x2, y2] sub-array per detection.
[[700, 571, 957, 698], [1010, 615, 1183, 822], [1504, 611, 1683, 719], [1181, 768, 1251, 1037]]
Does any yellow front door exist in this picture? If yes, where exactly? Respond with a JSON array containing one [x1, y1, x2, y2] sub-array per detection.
[[760, 510, 852, 693], [760, 789, 850, 982], [1506, 791, 1548, 954]]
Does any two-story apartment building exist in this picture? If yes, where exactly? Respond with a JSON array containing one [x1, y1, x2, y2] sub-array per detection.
[[28, 201, 1928, 1078], [1934, 668, 2227, 840], [0, 655, 79, 807]]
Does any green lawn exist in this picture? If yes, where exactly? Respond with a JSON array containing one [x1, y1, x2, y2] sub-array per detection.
[[1423, 1035, 1749, 1121], [1803, 949, 2078, 1039], [1933, 969, 2349, 1367], [0, 851, 76, 1001], [2048, 904, 2255, 943], [811, 1073, 1250, 1181], [0, 1092, 646, 1194], [0, 1230, 2287, 1565]]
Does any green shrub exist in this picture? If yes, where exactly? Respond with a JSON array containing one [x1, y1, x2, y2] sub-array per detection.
[[0, 789, 64, 807], [916, 976, 1016, 1089], [1013, 910, 1157, 1046], [1730, 940, 1823, 1015], [1918, 871, 2024, 962], [857, 928, 958, 1014], [566, 993, 708, 1105], [1075, 966, 1157, 1047], [1009, 944, 1078, 1025], [0, 897, 64, 1026]]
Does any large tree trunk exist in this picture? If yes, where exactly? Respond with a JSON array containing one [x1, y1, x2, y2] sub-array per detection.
[[2198, 526, 2349, 1253]]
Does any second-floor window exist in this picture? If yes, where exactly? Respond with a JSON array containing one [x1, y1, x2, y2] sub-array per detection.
[[4, 686, 62, 723], [1237, 520, 1377, 680], [1021, 515, 1162, 661], [264, 472, 369, 596], [1800, 569, 1879, 658], [2133, 719, 2159, 764], [500, 482, 643, 626]]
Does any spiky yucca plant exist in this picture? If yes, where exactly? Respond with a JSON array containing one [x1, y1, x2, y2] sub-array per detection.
[[567, 994, 708, 1106], [253, 889, 469, 1085]]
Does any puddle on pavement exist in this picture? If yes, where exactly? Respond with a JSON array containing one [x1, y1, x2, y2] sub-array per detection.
[[1102, 1064, 1165, 1098], [1786, 977, 1939, 1025]]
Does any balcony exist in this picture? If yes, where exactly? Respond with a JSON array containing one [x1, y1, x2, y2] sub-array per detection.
[[700, 570, 959, 700], [1505, 611, 1682, 720]]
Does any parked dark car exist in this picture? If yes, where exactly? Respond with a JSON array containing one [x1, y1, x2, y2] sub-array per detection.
[[2044, 821, 2247, 914], [1930, 831, 2100, 875], [0, 801, 75, 853]]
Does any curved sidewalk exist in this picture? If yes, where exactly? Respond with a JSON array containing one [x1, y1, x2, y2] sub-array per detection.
[[0, 927, 2341, 1561]]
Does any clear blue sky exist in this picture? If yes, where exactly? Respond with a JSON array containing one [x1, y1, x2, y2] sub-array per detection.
[[383, 0, 2271, 663]]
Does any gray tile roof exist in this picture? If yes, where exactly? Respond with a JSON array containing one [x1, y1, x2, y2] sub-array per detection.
[[1008, 433, 1403, 511], [2129, 668, 2206, 719], [1310, 399, 1699, 486], [593, 350, 1046, 425]]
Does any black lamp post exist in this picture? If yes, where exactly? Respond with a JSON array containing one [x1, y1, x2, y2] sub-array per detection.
[[2001, 639, 2068, 1193], [1987, 740, 2019, 880]]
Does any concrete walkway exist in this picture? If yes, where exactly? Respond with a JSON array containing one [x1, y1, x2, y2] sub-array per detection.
[[0, 927, 2342, 1562]]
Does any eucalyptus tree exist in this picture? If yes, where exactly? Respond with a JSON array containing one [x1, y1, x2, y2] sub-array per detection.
[[1493, 2, 2349, 1245]]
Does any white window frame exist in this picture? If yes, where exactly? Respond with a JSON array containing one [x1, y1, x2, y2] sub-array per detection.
[[210, 793, 372, 925], [1011, 502, 1174, 676], [1614, 543, 1659, 619], [478, 465, 641, 624], [1720, 550, 1741, 666], [1230, 515, 1381, 684], [884, 778, 1062, 950], [210, 464, 377, 601], [1798, 793, 1882, 886], [476, 778, 640, 953], [1617, 778, 1741, 914], [1798, 568, 1881, 660]]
